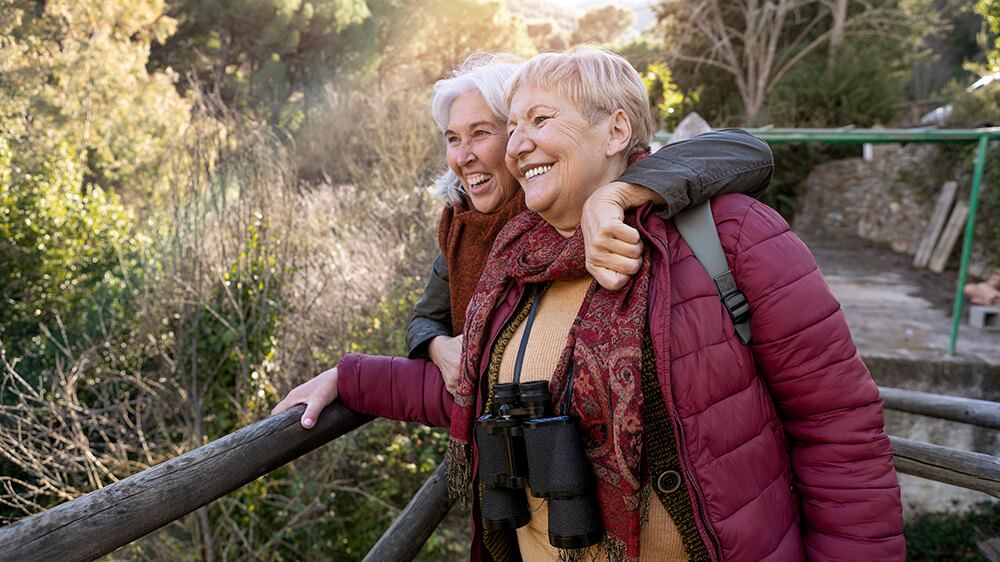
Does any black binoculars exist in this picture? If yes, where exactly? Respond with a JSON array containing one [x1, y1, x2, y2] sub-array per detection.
[[475, 380, 604, 550]]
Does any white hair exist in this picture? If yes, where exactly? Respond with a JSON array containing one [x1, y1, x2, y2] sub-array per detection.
[[428, 52, 523, 207]]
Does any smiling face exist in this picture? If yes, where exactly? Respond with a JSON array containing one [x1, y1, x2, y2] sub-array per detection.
[[505, 86, 630, 236], [445, 90, 520, 214]]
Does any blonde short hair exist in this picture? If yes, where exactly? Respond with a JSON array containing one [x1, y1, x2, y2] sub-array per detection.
[[429, 52, 523, 207], [504, 47, 653, 158]]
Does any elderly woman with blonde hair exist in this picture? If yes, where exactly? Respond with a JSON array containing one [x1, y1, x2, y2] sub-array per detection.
[[273, 50, 782, 560], [443, 47, 905, 561]]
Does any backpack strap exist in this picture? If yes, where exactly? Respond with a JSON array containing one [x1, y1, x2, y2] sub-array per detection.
[[673, 201, 753, 344]]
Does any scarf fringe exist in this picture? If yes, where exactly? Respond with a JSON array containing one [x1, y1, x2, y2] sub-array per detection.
[[554, 534, 638, 562], [446, 437, 472, 507]]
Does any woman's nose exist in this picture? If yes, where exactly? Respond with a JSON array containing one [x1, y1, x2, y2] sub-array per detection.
[[506, 127, 530, 159], [457, 142, 476, 166]]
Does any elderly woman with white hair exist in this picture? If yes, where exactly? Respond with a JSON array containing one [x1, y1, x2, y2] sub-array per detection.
[[441, 48, 905, 561]]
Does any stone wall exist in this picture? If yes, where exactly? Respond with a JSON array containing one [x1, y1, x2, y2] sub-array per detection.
[[793, 143, 996, 279]]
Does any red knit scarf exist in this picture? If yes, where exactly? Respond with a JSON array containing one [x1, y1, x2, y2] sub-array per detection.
[[438, 191, 527, 332], [447, 207, 659, 560]]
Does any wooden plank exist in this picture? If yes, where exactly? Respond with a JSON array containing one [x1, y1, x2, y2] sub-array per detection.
[[879, 386, 1000, 430], [890, 436, 1000, 499], [0, 404, 373, 562], [363, 460, 455, 562], [914, 181, 957, 267], [928, 199, 970, 273]]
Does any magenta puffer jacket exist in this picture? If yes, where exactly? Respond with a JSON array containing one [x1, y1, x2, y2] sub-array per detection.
[[337, 193, 905, 561]]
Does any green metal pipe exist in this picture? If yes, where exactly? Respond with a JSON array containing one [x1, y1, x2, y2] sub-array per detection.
[[651, 126, 999, 356], [949, 135, 989, 354], [653, 127, 1000, 145]]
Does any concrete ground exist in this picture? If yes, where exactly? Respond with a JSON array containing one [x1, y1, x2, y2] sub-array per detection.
[[801, 234, 1000, 518], [804, 235, 1000, 366]]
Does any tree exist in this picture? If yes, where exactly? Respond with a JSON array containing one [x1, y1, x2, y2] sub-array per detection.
[[526, 19, 569, 52], [0, 0, 190, 196], [151, 0, 375, 126], [370, 0, 536, 86], [654, 0, 937, 123], [572, 4, 636, 45], [976, 0, 1000, 68]]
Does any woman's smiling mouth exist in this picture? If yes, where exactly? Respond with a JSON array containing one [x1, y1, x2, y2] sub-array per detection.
[[523, 164, 552, 180]]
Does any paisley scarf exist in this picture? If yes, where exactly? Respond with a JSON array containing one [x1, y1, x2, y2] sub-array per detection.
[[438, 191, 527, 332], [447, 206, 660, 560]]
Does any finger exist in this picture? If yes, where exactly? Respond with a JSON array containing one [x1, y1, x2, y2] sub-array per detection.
[[271, 397, 293, 416], [590, 266, 629, 291], [594, 220, 639, 244], [302, 400, 323, 429], [589, 237, 643, 265]]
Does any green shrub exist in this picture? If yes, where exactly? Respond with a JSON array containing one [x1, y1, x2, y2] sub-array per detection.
[[764, 42, 908, 128], [905, 501, 1000, 560], [0, 138, 146, 379]]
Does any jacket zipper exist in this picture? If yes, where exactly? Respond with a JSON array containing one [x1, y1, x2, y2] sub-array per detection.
[[672, 412, 724, 561], [646, 225, 725, 561]]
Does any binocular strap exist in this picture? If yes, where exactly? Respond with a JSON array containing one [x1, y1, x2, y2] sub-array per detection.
[[641, 335, 711, 561]]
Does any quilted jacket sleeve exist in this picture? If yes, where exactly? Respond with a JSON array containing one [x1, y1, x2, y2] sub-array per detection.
[[718, 197, 905, 560], [336, 354, 454, 428]]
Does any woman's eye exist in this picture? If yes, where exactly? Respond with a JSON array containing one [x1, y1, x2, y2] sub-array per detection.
[[473, 129, 489, 138], [446, 136, 459, 145], [533, 115, 549, 126]]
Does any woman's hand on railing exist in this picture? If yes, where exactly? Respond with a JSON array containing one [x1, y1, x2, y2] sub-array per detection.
[[428, 334, 463, 396], [271, 367, 339, 429]]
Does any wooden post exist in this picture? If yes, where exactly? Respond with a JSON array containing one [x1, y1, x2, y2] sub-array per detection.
[[928, 199, 970, 273], [890, 436, 1000, 499], [914, 181, 957, 268], [363, 460, 456, 562], [0, 404, 372, 562], [879, 386, 1000, 430]]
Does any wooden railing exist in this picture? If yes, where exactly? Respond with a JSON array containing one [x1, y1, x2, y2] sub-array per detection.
[[1, 387, 998, 561]]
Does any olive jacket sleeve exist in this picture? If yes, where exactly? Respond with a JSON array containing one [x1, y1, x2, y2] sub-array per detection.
[[618, 128, 773, 221], [405, 252, 453, 359]]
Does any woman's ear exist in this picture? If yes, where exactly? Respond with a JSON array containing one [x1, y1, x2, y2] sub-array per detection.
[[606, 108, 632, 157]]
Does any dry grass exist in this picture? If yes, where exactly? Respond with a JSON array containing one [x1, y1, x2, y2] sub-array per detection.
[[0, 83, 448, 556]]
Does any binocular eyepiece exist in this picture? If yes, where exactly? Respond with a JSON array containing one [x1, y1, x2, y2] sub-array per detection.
[[475, 381, 604, 550]]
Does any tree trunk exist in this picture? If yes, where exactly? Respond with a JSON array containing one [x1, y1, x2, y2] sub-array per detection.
[[828, 0, 847, 68]]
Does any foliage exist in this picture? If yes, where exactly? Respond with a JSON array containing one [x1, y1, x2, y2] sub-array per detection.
[[571, 4, 636, 45], [942, 75, 1000, 128], [762, 143, 858, 221], [525, 19, 569, 52], [0, 138, 146, 378], [977, 0, 1000, 68], [763, 41, 910, 127], [369, 0, 536, 87], [904, 501, 1000, 560], [150, 0, 375, 127], [641, 62, 694, 131], [652, 0, 938, 123], [0, 0, 190, 198]]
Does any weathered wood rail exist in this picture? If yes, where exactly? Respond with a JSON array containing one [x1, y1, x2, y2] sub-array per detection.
[[0, 386, 997, 561], [0, 404, 372, 562]]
